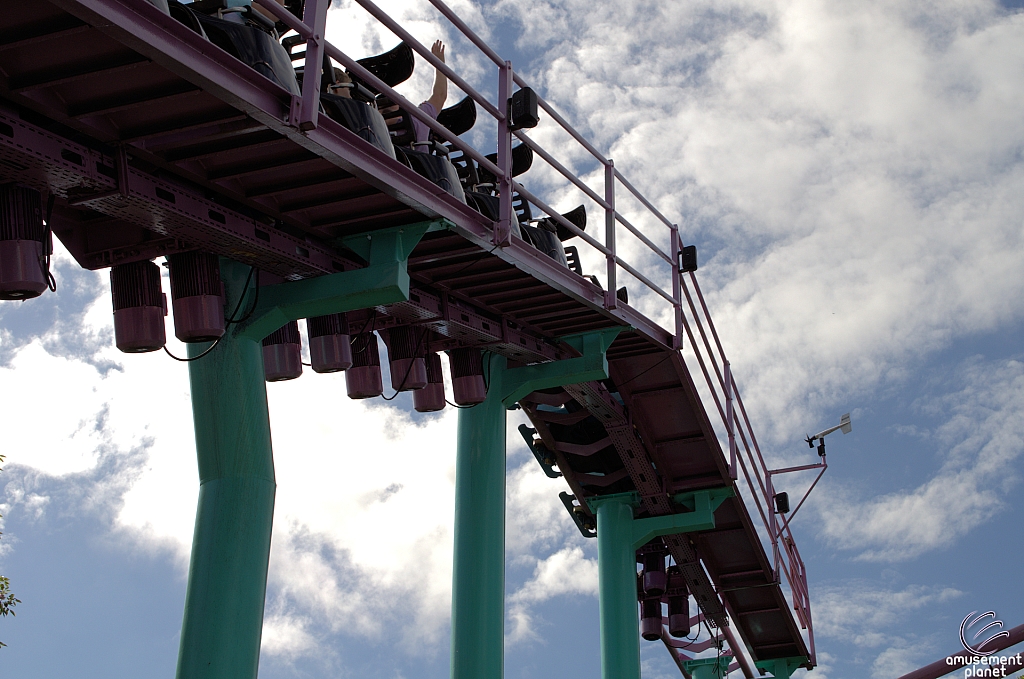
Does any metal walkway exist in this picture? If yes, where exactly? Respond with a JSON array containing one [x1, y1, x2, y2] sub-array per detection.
[[0, 0, 814, 676]]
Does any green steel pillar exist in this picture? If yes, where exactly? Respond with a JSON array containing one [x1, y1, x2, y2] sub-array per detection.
[[449, 328, 624, 679], [589, 489, 732, 679], [682, 656, 732, 679], [450, 353, 508, 679], [754, 657, 808, 679], [176, 259, 276, 679], [594, 495, 642, 679]]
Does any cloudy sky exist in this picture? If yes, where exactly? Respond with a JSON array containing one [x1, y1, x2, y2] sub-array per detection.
[[2, 0, 1023, 677]]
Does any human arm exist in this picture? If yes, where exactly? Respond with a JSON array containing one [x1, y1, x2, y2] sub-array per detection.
[[426, 40, 448, 113]]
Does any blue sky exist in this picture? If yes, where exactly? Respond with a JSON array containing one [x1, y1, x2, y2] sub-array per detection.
[[2, 0, 1024, 677]]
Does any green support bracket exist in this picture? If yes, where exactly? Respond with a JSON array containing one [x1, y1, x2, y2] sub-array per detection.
[[585, 488, 731, 679], [755, 657, 809, 679], [585, 488, 733, 550], [234, 220, 436, 341], [681, 656, 732, 679], [501, 326, 625, 406], [451, 330, 622, 679]]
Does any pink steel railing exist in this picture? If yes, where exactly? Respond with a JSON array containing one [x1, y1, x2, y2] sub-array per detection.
[[252, 0, 813, 664]]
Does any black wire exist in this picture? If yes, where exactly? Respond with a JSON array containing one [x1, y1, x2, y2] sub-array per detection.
[[349, 309, 379, 354], [226, 268, 260, 325], [41, 194, 56, 292], [439, 243, 500, 285], [443, 350, 492, 409], [381, 325, 430, 400], [163, 337, 222, 362], [165, 265, 256, 364], [615, 354, 671, 390]]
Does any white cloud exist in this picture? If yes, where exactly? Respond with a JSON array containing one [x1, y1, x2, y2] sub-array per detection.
[[506, 544, 598, 644], [815, 581, 961, 648], [4, 0, 1024, 674], [817, 357, 1024, 560]]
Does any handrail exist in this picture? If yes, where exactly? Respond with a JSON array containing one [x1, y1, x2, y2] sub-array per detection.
[[513, 130, 610, 209], [250, 0, 814, 663], [425, 0, 505, 68], [614, 168, 676, 230], [614, 212, 673, 265], [353, 0, 504, 121]]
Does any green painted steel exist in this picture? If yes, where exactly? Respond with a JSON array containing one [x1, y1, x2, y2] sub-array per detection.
[[451, 352, 508, 679], [450, 334, 619, 679], [176, 259, 276, 679], [234, 221, 435, 342], [592, 495, 642, 679], [681, 656, 732, 679], [588, 489, 731, 679], [501, 327, 624, 405], [755, 657, 809, 678]]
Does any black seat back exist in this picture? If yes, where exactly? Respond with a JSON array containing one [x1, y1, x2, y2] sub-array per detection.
[[434, 96, 477, 140], [480, 143, 534, 184], [539, 204, 586, 242], [399, 150, 466, 203], [189, 10, 300, 95], [564, 246, 583, 276], [352, 42, 414, 93], [320, 95, 396, 158], [521, 223, 568, 268]]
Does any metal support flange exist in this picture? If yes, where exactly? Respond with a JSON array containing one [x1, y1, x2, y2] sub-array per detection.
[[450, 327, 623, 679]]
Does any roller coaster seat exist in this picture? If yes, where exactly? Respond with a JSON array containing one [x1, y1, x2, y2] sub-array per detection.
[[169, 1, 300, 95], [320, 94, 396, 159]]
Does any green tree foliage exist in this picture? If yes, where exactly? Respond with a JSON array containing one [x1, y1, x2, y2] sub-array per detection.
[[0, 454, 19, 648]]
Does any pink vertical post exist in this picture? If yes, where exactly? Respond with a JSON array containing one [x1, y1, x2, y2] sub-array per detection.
[[767, 468, 780, 577], [725, 361, 736, 480], [604, 160, 616, 309], [494, 61, 513, 246], [298, 0, 328, 130], [670, 224, 682, 349]]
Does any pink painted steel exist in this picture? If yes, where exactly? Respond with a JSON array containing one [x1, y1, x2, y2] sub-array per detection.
[[347, 366, 383, 398], [389, 357, 428, 391], [0, 240, 47, 299], [113, 305, 166, 353], [494, 61, 513, 247], [172, 296, 225, 343], [297, 0, 329, 131], [897, 623, 1024, 679], [604, 160, 617, 310], [414, 382, 446, 412]]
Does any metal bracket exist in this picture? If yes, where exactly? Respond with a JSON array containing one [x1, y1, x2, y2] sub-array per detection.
[[680, 656, 732, 679], [500, 326, 625, 406], [559, 492, 596, 538], [518, 424, 561, 479], [233, 220, 435, 341], [754, 657, 809, 679], [585, 487, 732, 549]]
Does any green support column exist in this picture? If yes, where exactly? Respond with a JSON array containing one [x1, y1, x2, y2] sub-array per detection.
[[588, 489, 733, 679], [175, 223, 434, 679], [594, 496, 643, 679], [754, 657, 808, 679], [681, 656, 732, 679], [176, 259, 276, 679], [450, 328, 624, 679], [450, 353, 508, 679]]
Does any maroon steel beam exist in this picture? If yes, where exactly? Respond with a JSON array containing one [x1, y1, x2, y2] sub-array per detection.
[[897, 624, 1024, 679]]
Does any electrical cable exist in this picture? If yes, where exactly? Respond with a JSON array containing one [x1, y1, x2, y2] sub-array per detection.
[[164, 337, 222, 362], [225, 267, 260, 325], [165, 264, 258, 363], [41, 194, 56, 292], [381, 325, 429, 400]]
